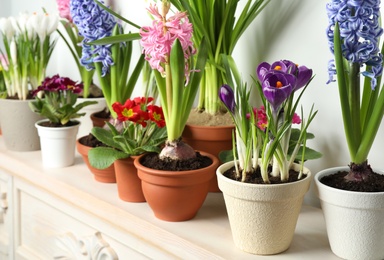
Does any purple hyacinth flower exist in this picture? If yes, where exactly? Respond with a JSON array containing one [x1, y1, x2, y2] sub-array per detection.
[[219, 84, 236, 113], [262, 73, 295, 112], [326, 0, 383, 89]]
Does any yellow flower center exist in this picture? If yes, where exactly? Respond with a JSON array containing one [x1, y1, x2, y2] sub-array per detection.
[[122, 108, 134, 118], [153, 112, 162, 121]]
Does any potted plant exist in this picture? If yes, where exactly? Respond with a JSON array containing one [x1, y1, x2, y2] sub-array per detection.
[[86, 96, 167, 202], [128, 1, 219, 222], [55, 0, 106, 138], [315, 1, 384, 259], [29, 75, 97, 168], [170, 0, 271, 192], [217, 59, 320, 254], [0, 12, 58, 151]]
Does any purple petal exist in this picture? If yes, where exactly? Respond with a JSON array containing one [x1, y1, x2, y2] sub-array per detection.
[[219, 84, 235, 113], [256, 62, 271, 82], [295, 66, 313, 90], [262, 73, 294, 111]]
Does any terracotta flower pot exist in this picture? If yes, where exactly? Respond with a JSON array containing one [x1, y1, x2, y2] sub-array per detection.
[[90, 111, 110, 128], [217, 160, 311, 255], [76, 137, 116, 183], [315, 167, 384, 260], [114, 156, 146, 202], [134, 152, 219, 221], [182, 124, 234, 192]]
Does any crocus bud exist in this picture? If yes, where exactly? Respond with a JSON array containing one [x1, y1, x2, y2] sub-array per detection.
[[0, 17, 15, 40], [46, 13, 59, 35], [219, 84, 236, 113], [10, 40, 17, 64]]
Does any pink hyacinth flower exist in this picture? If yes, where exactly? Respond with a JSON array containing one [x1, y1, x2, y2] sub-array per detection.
[[56, 0, 72, 22], [140, 4, 195, 81]]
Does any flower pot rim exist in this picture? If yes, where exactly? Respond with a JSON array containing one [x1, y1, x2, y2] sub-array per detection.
[[216, 160, 311, 189], [315, 166, 384, 196], [35, 119, 80, 129], [185, 123, 235, 129], [134, 151, 219, 176]]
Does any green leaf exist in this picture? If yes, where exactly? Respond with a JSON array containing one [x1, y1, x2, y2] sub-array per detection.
[[219, 150, 235, 163], [88, 33, 141, 45], [292, 147, 322, 162], [88, 147, 128, 169], [91, 126, 120, 149]]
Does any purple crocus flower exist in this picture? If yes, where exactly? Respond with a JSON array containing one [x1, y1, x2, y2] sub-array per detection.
[[326, 0, 383, 89], [257, 60, 312, 91], [219, 84, 236, 113], [70, 0, 117, 77], [261, 72, 295, 112]]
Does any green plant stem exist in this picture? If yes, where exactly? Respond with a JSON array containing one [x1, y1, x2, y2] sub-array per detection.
[[349, 62, 361, 151]]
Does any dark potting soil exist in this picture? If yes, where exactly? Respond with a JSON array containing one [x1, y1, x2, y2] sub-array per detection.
[[223, 165, 306, 184], [140, 152, 213, 171], [39, 121, 79, 128], [79, 134, 107, 148], [320, 171, 384, 192], [93, 109, 110, 119]]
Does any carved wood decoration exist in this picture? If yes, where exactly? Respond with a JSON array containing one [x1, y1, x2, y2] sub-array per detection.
[[0, 190, 7, 223], [54, 232, 119, 260]]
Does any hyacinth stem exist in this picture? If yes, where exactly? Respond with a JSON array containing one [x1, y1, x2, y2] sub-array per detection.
[[349, 62, 361, 156]]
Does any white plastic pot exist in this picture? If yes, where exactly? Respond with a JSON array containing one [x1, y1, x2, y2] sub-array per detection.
[[315, 167, 384, 260], [35, 120, 80, 168]]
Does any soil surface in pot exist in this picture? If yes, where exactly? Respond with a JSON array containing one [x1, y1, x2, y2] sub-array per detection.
[[320, 171, 384, 192], [140, 152, 212, 171], [187, 109, 233, 126], [92, 109, 111, 119], [39, 120, 79, 127], [223, 166, 307, 184], [80, 134, 107, 147]]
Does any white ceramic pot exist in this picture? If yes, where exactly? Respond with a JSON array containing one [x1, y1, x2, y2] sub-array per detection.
[[315, 167, 384, 260], [216, 160, 311, 255], [0, 99, 43, 151], [35, 120, 80, 168], [75, 97, 106, 138]]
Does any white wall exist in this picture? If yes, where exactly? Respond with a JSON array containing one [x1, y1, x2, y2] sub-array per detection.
[[3, 0, 384, 207]]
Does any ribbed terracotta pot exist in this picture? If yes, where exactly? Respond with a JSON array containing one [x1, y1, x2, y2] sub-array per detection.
[[114, 156, 146, 202], [135, 152, 219, 221], [182, 124, 234, 192], [315, 167, 384, 260], [76, 97, 106, 138], [216, 160, 311, 255], [76, 136, 116, 183], [0, 99, 43, 151]]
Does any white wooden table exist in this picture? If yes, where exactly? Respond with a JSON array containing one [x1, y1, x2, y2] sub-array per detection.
[[0, 137, 340, 259]]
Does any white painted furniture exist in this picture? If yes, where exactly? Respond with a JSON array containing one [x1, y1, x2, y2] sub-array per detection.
[[0, 137, 339, 259]]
